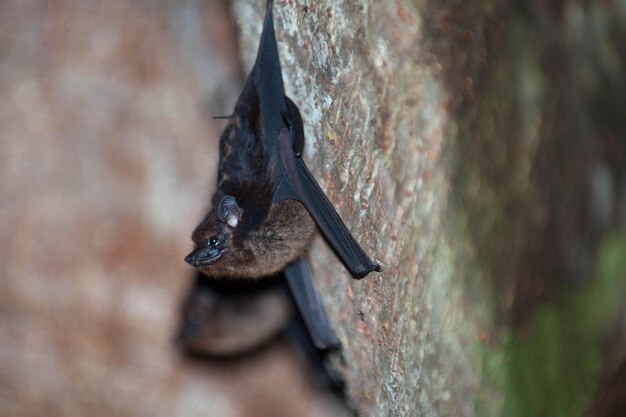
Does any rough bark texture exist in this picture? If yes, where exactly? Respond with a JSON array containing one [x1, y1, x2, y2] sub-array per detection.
[[232, 1, 489, 415], [231, 1, 626, 416]]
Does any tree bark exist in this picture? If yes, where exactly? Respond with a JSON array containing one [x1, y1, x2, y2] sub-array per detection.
[[232, 1, 626, 416]]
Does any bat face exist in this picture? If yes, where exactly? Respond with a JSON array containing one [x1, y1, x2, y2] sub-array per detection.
[[185, 193, 317, 279], [185, 225, 230, 266], [185, 195, 238, 268]]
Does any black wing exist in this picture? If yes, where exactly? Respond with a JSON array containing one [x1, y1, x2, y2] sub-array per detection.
[[277, 102, 381, 278], [284, 257, 340, 350], [284, 317, 345, 392], [249, 0, 380, 278]]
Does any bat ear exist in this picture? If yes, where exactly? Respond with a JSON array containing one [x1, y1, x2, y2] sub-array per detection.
[[217, 195, 242, 228], [284, 96, 305, 156]]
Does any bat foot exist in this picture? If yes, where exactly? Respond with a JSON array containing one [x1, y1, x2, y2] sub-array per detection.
[[350, 261, 382, 279]]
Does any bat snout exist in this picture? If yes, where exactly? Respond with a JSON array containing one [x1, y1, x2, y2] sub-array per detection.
[[184, 247, 223, 267]]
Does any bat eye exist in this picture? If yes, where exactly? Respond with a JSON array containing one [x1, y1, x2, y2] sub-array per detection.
[[185, 237, 225, 267]]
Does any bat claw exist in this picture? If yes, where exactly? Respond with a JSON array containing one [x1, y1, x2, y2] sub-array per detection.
[[350, 261, 382, 279]]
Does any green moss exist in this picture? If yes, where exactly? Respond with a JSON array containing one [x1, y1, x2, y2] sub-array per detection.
[[455, 7, 626, 416], [449, 15, 546, 417], [443, 1, 626, 414], [485, 236, 626, 417], [451, 15, 545, 296]]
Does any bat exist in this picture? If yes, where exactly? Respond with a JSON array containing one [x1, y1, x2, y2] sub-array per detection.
[[184, 0, 379, 349], [177, 271, 294, 356], [284, 312, 346, 393], [179, 258, 340, 352], [178, 273, 345, 393], [284, 257, 340, 349], [184, 0, 380, 279], [176, 265, 342, 355]]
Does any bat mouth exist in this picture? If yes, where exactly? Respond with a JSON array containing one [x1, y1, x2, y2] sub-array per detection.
[[184, 247, 223, 267]]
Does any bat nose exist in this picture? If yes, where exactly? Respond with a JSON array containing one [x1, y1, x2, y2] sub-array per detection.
[[184, 247, 222, 267], [184, 252, 197, 266]]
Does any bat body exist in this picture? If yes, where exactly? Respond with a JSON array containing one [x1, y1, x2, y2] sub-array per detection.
[[180, 259, 340, 351], [178, 273, 345, 393], [177, 272, 293, 356], [184, 0, 379, 279], [184, 0, 379, 349]]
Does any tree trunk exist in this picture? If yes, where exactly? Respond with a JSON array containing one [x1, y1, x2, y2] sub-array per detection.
[[232, 1, 626, 416]]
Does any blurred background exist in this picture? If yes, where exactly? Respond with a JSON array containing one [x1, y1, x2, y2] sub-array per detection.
[[0, 1, 348, 416], [2, 0, 626, 416]]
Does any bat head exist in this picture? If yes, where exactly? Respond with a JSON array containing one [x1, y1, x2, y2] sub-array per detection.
[[185, 195, 243, 269]]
